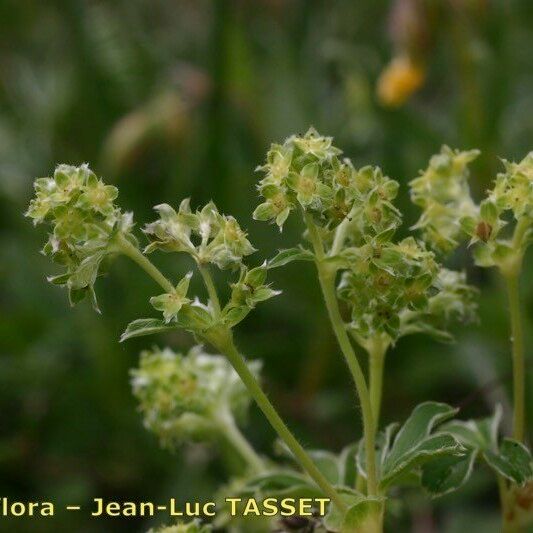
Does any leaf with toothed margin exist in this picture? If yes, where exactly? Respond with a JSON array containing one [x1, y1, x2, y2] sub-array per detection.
[[379, 433, 465, 490], [421, 450, 477, 497], [120, 318, 177, 342], [484, 439, 533, 485], [376, 402, 465, 492], [384, 402, 459, 470]]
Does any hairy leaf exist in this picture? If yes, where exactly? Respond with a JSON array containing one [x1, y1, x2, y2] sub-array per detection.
[[485, 439, 533, 485], [120, 318, 177, 342]]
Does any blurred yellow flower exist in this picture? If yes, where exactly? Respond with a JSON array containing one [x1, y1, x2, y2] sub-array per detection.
[[377, 55, 426, 107]]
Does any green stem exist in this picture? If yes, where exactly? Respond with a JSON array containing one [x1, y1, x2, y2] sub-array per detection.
[[368, 339, 387, 429], [304, 214, 378, 496], [114, 233, 346, 510], [503, 271, 526, 442], [214, 332, 347, 512], [114, 233, 174, 293], [215, 407, 265, 475], [198, 263, 221, 316]]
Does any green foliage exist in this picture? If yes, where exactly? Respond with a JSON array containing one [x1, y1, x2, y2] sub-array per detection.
[[357, 402, 465, 493], [25, 130, 531, 532], [439, 407, 533, 488]]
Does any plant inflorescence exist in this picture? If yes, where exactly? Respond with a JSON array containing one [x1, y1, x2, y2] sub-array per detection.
[[27, 129, 532, 532]]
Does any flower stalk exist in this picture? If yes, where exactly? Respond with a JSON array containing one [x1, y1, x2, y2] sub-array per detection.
[[210, 329, 347, 512], [305, 213, 378, 496], [116, 236, 347, 512]]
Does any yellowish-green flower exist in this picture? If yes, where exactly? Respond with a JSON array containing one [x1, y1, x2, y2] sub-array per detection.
[[76, 173, 118, 215], [150, 272, 192, 323], [287, 162, 333, 208]]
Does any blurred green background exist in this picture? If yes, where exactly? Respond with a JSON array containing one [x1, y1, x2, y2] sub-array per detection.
[[1, 1, 532, 531]]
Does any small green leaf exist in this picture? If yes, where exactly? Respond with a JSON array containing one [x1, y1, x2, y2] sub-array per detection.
[[47, 272, 71, 285], [384, 402, 458, 469], [380, 433, 464, 490], [323, 489, 363, 532], [222, 305, 250, 327], [177, 303, 213, 331], [267, 247, 314, 269], [120, 318, 177, 342], [484, 439, 533, 485], [342, 498, 384, 533], [421, 450, 477, 497], [68, 252, 105, 290]]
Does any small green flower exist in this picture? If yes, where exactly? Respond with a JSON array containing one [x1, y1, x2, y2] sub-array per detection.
[[150, 272, 193, 323], [144, 200, 195, 254], [76, 173, 118, 215], [291, 127, 341, 160], [255, 143, 293, 185], [206, 215, 256, 270], [491, 152, 533, 219], [287, 162, 333, 208], [253, 184, 293, 229]]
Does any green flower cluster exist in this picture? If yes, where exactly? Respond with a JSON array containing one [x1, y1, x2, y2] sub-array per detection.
[[256, 132, 478, 347], [144, 200, 255, 270], [131, 346, 260, 448], [460, 152, 533, 271], [25, 164, 133, 310], [337, 235, 477, 343], [399, 268, 478, 343], [410, 148, 533, 272], [409, 146, 479, 254], [337, 237, 437, 341], [254, 127, 400, 232]]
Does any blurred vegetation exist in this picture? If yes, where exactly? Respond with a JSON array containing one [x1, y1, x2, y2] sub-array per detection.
[[0, 1, 532, 531]]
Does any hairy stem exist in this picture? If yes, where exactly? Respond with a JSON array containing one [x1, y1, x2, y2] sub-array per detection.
[[216, 407, 265, 475], [503, 271, 526, 442], [215, 332, 347, 511], [368, 339, 387, 429], [113, 236, 346, 511], [198, 263, 221, 316], [305, 213, 378, 496], [114, 233, 174, 293]]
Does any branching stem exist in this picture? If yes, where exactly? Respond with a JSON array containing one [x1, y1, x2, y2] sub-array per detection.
[[198, 263, 221, 316], [114, 234, 346, 512]]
